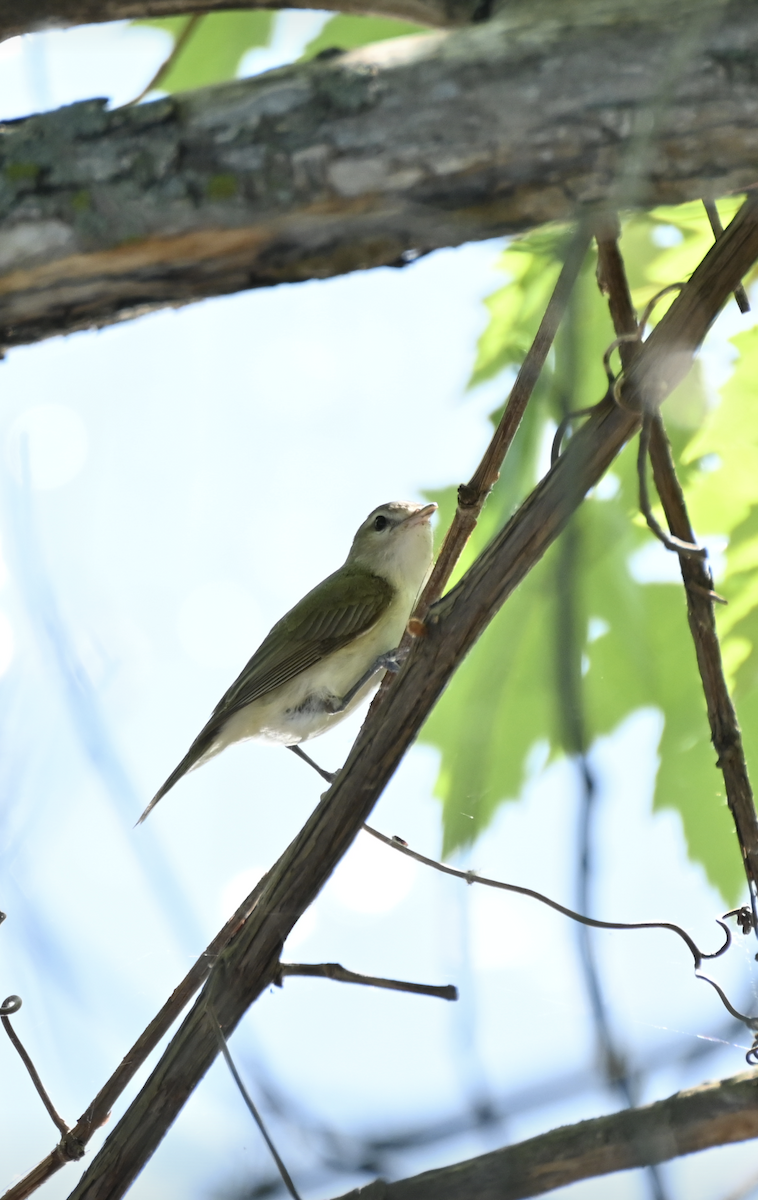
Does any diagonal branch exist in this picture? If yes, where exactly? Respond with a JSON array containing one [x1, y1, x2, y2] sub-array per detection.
[[1, 998, 70, 1139], [376, 222, 591, 703], [649, 414, 758, 916], [124, 13, 204, 108], [416, 224, 592, 617], [209, 1009, 303, 1200], [59, 195, 758, 1200], [595, 217, 758, 914], [330, 1070, 758, 1200]]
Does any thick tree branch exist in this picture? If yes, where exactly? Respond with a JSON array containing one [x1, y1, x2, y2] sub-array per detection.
[[2, 0, 758, 349], [0, 0, 465, 43], [0, 0, 722, 43], [331, 1071, 758, 1200], [59, 197, 758, 1200]]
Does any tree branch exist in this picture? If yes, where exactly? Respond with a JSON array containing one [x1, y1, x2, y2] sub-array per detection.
[[649, 414, 758, 915], [0, 0, 464, 44], [331, 1071, 758, 1200], [276, 962, 458, 1000], [58, 196, 758, 1200], [2, 0, 758, 349], [416, 224, 592, 617], [362, 825, 730, 969], [2, 0, 730, 43], [1, 998, 70, 1139], [595, 217, 758, 916]]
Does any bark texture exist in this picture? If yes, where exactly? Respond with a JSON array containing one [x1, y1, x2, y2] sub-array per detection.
[[2, 0, 758, 349], [333, 1071, 758, 1199]]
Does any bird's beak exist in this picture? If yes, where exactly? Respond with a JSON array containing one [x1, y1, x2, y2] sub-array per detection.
[[404, 503, 437, 527]]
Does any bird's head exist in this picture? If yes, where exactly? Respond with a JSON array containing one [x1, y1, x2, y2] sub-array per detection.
[[347, 501, 437, 592]]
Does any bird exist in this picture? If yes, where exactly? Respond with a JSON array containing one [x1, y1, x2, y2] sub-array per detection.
[[138, 500, 436, 823]]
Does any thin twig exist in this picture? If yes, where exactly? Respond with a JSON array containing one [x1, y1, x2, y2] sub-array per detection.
[[703, 199, 751, 313], [638, 412, 705, 558], [371, 223, 592, 712], [1, 998, 69, 1137], [208, 1007, 302, 1200], [1, 869, 272, 1200], [551, 404, 601, 466], [276, 961, 457, 1001], [125, 13, 204, 107], [74, 867, 270, 1137], [595, 215, 758, 928], [363, 825, 758, 1057], [362, 827, 729, 967], [648, 412, 758, 930], [417, 223, 592, 617]]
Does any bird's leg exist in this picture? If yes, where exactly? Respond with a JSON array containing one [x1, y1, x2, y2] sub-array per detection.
[[288, 650, 408, 785], [287, 743, 336, 784], [330, 647, 408, 712]]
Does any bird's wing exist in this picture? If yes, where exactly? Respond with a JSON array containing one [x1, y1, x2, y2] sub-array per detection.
[[138, 569, 394, 823], [212, 566, 395, 719]]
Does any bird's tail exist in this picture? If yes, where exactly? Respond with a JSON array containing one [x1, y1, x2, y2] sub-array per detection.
[[137, 724, 220, 824]]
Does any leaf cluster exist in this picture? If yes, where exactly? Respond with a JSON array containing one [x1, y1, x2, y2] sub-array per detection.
[[422, 201, 758, 905]]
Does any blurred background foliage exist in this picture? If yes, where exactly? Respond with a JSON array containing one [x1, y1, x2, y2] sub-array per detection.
[[134, 12, 275, 91], [420, 198, 758, 907], [132, 10, 427, 94]]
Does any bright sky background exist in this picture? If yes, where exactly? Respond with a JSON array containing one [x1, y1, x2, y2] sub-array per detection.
[[1, 16, 758, 1200]]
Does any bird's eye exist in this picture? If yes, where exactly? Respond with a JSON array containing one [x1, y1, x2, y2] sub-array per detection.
[[373, 515, 388, 531]]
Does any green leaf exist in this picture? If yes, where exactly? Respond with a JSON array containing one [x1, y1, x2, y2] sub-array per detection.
[[300, 14, 428, 61], [134, 12, 274, 93], [421, 206, 753, 904]]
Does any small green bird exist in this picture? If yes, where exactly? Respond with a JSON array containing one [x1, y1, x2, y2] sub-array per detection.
[[139, 500, 436, 822]]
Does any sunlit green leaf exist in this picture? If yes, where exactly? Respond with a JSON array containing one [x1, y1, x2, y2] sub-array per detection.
[[134, 12, 274, 93], [468, 228, 567, 389], [421, 205, 756, 904]]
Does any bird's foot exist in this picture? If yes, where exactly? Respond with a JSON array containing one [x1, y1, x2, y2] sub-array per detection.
[[376, 646, 409, 675]]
